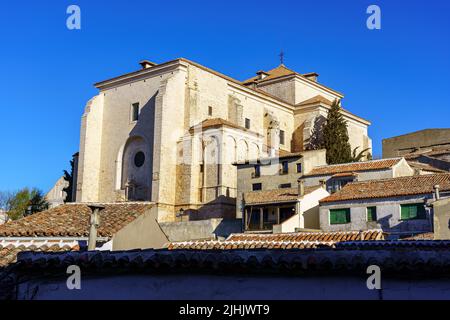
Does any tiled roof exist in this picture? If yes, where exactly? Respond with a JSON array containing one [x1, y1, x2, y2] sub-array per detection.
[[189, 118, 262, 136], [407, 161, 447, 173], [305, 158, 403, 176], [10, 243, 450, 278], [320, 173, 450, 203], [167, 230, 386, 250], [242, 64, 297, 84], [0, 203, 153, 237], [296, 95, 333, 107], [227, 230, 385, 242], [0, 240, 79, 267], [244, 186, 321, 205], [400, 232, 434, 240], [168, 239, 332, 250], [404, 148, 450, 160], [331, 172, 358, 178]]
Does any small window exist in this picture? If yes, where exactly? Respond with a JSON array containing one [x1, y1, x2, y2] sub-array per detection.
[[134, 151, 145, 167], [281, 161, 288, 174], [131, 103, 140, 121], [254, 165, 261, 178], [296, 163, 302, 173], [401, 203, 426, 220], [279, 183, 292, 189], [245, 118, 251, 129], [367, 206, 377, 222], [200, 164, 204, 173], [252, 183, 262, 191], [208, 106, 213, 116], [280, 130, 285, 145], [329, 208, 351, 225]]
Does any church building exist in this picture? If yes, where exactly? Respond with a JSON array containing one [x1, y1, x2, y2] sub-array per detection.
[[75, 58, 372, 222]]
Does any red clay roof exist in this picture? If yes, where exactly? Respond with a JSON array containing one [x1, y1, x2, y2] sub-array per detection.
[[242, 64, 297, 84], [189, 118, 262, 136], [0, 240, 79, 267], [167, 230, 386, 250], [320, 173, 450, 203], [0, 203, 153, 238], [306, 158, 403, 176], [296, 95, 333, 107], [407, 161, 447, 173]]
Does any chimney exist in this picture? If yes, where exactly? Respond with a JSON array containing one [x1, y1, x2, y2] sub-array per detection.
[[303, 72, 319, 82], [319, 180, 327, 190], [87, 204, 105, 250], [256, 70, 269, 80], [139, 60, 157, 69], [434, 185, 441, 200], [297, 178, 305, 197]]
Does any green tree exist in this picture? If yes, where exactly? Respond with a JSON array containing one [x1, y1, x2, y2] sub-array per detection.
[[321, 99, 352, 164], [63, 158, 74, 202], [7, 187, 49, 220]]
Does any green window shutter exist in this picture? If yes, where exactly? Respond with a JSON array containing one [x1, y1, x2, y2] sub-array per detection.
[[329, 208, 351, 225], [401, 204, 426, 220], [367, 207, 377, 222]]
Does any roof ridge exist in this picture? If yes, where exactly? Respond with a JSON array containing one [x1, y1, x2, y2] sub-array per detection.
[[313, 157, 403, 170], [347, 172, 450, 185]]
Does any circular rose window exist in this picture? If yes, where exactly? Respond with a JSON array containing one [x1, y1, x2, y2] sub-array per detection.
[[134, 151, 145, 167]]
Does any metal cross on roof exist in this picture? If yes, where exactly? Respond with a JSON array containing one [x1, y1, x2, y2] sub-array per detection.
[[279, 50, 285, 65]]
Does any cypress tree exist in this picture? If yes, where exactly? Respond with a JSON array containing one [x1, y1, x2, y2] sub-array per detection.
[[321, 99, 352, 164]]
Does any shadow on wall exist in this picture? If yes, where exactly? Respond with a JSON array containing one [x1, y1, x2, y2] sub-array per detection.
[[187, 195, 237, 221], [377, 213, 433, 239], [122, 93, 158, 201]]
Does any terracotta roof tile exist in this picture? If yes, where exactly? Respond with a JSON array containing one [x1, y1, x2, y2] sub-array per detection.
[[296, 95, 333, 107], [242, 65, 297, 84], [320, 173, 450, 203], [407, 161, 448, 173], [167, 230, 386, 250], [306, 158, 403, 176], [244, 186, 321, 205], [0, 240, 79, 267], [0, 203, 153, 238]]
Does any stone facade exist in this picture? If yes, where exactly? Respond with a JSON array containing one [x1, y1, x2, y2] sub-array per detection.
[[383, 128, 450, 158], [76, 58, 372, 222], [45, 176, 69, 208], [433, 197, 450, 240]]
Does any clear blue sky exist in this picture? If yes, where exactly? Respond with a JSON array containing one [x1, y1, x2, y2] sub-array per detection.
[[0, 0, 449, 192]]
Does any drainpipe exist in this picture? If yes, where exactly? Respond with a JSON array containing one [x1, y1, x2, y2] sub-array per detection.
[[87, 204, 105, 251]]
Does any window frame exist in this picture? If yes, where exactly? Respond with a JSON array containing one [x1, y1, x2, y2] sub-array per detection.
[[280, 130, 285, 145], [279, 183, 292, 189], [253, 165, 261, 178], [296, 163, 302, 173], [329, 208, 351, 225], [131, 102, 140, 122], [245, 118, 251, 129], [366, 206, 377, 222], [400, 203, 427, 220], [208, 106, 213, 116], [252, 183, 262, 191], [280, 161, 289, 175]]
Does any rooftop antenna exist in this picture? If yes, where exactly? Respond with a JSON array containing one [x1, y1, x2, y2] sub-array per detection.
[[279, 50, 285, 66]]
